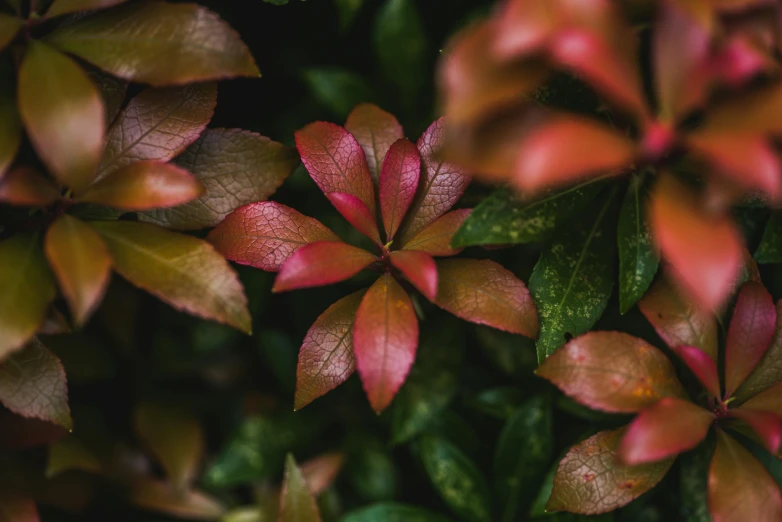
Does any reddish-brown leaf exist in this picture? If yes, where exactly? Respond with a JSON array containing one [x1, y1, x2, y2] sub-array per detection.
[[207, 202, 339, 272], [44, 215, 112, 327], [701, 83, 782, 135], [728, 408, 781, 453], [344, 103, 403, 182], [0, 491, 39, 522], [295, 290, 365, 410], [0, 412, 68, 450], [278, 454, 322, 522], [45, 0, 129, 18], [401, 209, 471, 257], [547, 428, 675, 515], [724, 282, 777, 398], [671, 345, 721, 399], [649, 174, 743, 312], [295, 121, 376, 215], [0, 166, 61, 206], [513, 116, 634, 192], [380, 139, 420, 241], [619, 397, 714, 465], [435, 259, 538, 337], [273, 242, 377, 293], [708, 430, 782, 522], [325, 192, 381, 245], [536, 331, 687, 413], [353, 274, 419, 413], [493, 0, 554, 56], [735, 301, 782, 401], [400, 118, 471, 242], [389, 250, 437, 302], [298, 452, 345, 496], [130, 479, 225, 520], [740, 381, 782, 416]]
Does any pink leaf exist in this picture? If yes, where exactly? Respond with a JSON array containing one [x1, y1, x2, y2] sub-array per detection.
[[325, 192, 381, 245], [671, 345, 721, 399], [380, 138, 420, 241], [344, 103, 403, 182], [401, 209, 471, 257], [273, 242, 377, 293], [389, 250, 438, 302], [493, 0, 554, 57], [728, 408, 782, 454]]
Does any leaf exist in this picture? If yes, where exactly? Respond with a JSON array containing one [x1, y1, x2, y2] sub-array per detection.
[[755, 212, 782, 263], [134, 402, 204, 490], [344, 103, 403, 182], [738, 381, 782, 418], [736, 301, 782, 401], [46, 2, 259, 85], [617, 176, 659, 314], [278, 454, 322, 522], [272, 242, 377, 293], [679, 436, 713, 522], [353, 274, 418, 413], [452, 181, 603, 248], [0, 338, 72, 430], [141, 129, 299, 229], [400, 118, 471, 242], [708, 430, 782, 522], [701, 83, 782, 135], [380, 138, 420, 241], [0, 14, 21, 52], [91, 221, 251, 333], [727, 408, 781, 453], [294, 290, 365, 410], [44, 214, 112, 326], [0, 66, 21, 178], [85, 68, 127, 126], [47, 436, 102, 478], [671, 345, 721, 399], [0, 234, 56, 359], [347, 439, 399, 502], [0, 166, 61, 206], [638, 276, 718, 360], [298, 452, 344, 496], [547, 428, 675, 515], [389, 250, 437, 302], [326, 192, 381, 244], [529, 192, 617, 361], [724, 281, 777, 397], [207, 202, 339, 272], [435, 258, 538, 337], [342, 503, 453, 522], [0, 491, 38, 522], [130, 479, 225, 520], [45, 0, 128, 18], [303, 68, 375, 119], [494, 395, 553, 522], [17, 41, 104, 192], [419, 434, 492, 522], [402, 209, 471, 256], [98, 83, 217, 177], [536, 331, 687, 413]]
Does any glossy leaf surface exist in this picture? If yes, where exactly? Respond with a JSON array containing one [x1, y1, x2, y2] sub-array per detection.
[[272, 242, 376, 293], [389, 250, 437, 302], [380, 138, 420, 240]]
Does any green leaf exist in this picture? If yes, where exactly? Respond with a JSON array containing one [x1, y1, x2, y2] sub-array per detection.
[[452, 181, 603, 248], [494, 395, 553, 522], [617, 176, 659, 314], [679, 436, 713, 522], [529, 190, 618, 362], [45, 2, 259, 85], [279, 454, 322, 522], [755, 212, 782, 264], [0, 63, 21, 178], [347, 439, 398, 502], [466, 387, 525, 420], [474, 326, 537, 378], [419, 435, 493, 522], [47, 435, 102, 478], [342, 502, 453, 522], [303, 68, 374, 118], [0, 14, 21, 53], [90, 221, 251, 334], [0, 234, 56, 359], [335, 0, 363, 31]]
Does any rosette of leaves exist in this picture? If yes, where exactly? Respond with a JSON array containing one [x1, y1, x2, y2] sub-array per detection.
[[535, 279, 782, 520], [437, 0, 782, 313], [209, 103, 539, 413]]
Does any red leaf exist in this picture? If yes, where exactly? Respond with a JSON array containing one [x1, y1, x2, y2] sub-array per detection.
[[344, 103, 403, 182], [295, 121, 376, 215], [207, 202, 338, 272], [728, 408, 781, 453], [619, 397, 713, 465], [78, 161, 205, 210], [672, 345, 721, 399], [536, 331, 687, 413], [493, 0, 554, 57], [325, 192, 380, 245], [740, 381, 782, 416], [649, 174, 743, 312], [724, 281, 777, 398], [380, 138, 420, 241], [295, 290, 364, 410], [435, 259, 538, 337], [273, 242, 377, 293], [389, 250, 437, 302], [513, 116, 634, 192], [0, 491, 39, 522], [400, 118, 471, 242], [735, 301, 782, 401], [708, 430, 782, 522], [401, 209, 471, 257], [353, 274, 419, 413], [0, 166, 61, 206]]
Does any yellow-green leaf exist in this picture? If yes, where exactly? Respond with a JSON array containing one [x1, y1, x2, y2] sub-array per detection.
[[0, 14, 21, 53], [279, 454, 322, 522], [47, 435, 102, 478], [46, 0, 129, 18]]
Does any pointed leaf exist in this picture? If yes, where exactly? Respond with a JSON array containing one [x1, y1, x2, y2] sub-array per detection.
[[756, 212, 782, 263], [0, 61, 21, 178], [536, 331, 686, 413], [380, 138, 420, 240], [344, 103, 404, 182], [342, 503, 453, 522], [295, 121, 376, 214], [728, 408, 781, 453], [492, 0, 554, 56], [736, 301, 782, 401], [47, 436, 102, 478], [389, 250, 437, 302], [547, 428, 675, 515], [141, 129, 298, 230], [353, 274, 418, 413], [401, 209, 471, 256], [435, 258, 538, 337], [0, 339, 72, 430], [207, 202, 338, 271], [45, 0, 128, 18], [0, 166, 61, 206], [400, 118, 471, 242], [279, 454, 322, 522], [741, 381, 782, 416], [86, 68, 127, 126], [91, 221, 251, 333], [0, 14, 22, 52], [326, 192, 381, 244], [99, 83, 217, 177], [294, 290, 364, 410], [272, 242, 376, 293], [130, 479, 225, 520], [45, 2, 258, 85], [708, 430, 782, 522], [0, 234, 56, 359], [298, 452, 344, 496], [18, 41, 104, 192], [44, 214, 112, 326], [0, 492, 38, 522], [649, 174, 743, 311], [672, 345, 721, 399], [700, 83, 782, 135]]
